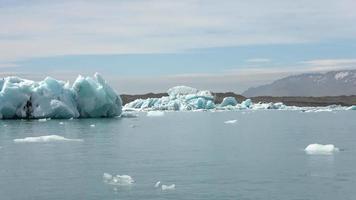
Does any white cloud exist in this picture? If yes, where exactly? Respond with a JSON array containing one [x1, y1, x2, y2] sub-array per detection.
[[301, 59, 356, 71], [0, 0, 356, 62], [245, 58, 271, 63]]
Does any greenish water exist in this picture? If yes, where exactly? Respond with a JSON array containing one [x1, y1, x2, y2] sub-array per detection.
[[0, 111, 356, 200]]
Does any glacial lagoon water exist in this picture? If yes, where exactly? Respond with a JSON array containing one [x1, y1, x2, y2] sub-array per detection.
[[0, 110, 356, 200]]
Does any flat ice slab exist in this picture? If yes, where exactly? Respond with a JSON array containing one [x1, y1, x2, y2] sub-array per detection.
[[305, 144, 339, 155], [162, 184, 175, 190], [13, 135, 83, 143], [147, 111, 165, 117], [224, 119, 237, 124], [103, 173, 134, 185]]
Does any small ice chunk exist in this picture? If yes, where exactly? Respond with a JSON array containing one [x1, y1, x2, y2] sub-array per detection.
[[224, 119, 237, 124], [154, 181, 161, 188], [305, 144, 339, 155], [38, 118, 50, 122], [14, 135, 83, 143], [120, 111, 138, 118], [162, 184, 175, 190], [59, 122, 64, 125], [347, 105, 356, 110], [103, 173, 113, 181], [90, 124, 96, 127], [103, 173, 134, 185], [147, 111, 165, 117]]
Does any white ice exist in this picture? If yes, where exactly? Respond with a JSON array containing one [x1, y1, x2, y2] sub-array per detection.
[[304, 144, 339, 155], [147, 111, 165, 117], [162, 184, 175, 190], [120, 111, 138, 118], [13, 135, 83, 143], [219, 97, 238, 107], [154, 181, 161, 188], [224, 120, 237, 124], [0, 73, 122, 119], [90, 124, 96, 127], [103, 173, 134, 185], [122, 86, 356, 112]]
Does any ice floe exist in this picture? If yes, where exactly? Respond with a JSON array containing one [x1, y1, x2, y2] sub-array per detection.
[[103, 173, 134, 185], [305, 144, 339, 155], [147, 111, 165, 117], [162, 184, 175, 190], [90, 124, 96, 127], [224, 119, 237, 124], [13, 135, 83, 143], [120, 111, 138, 118], [0, 73, 122, 119]]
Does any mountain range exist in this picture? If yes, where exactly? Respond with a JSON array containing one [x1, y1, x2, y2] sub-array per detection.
[[242, 70, 356, 97]]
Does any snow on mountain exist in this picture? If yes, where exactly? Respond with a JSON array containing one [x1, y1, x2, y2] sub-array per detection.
[[242, 70, 356, 97]]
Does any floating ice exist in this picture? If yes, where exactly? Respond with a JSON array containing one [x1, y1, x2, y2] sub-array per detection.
[[120, 111, 138, 118], [154, 181, 161, 188], [220, 97, 238, 107], [123, 85, 356, 112], [147, 111, 165, 117], [162, 184, 175, 190], [224, 119, 237, 124], [124, 86, 215, 111], [90, 124, 96, 127], [305, 144, 339, 155], [13, 135, 83, 143], [103, 173, 134, 185], [0, 73, 122, 119], [59, 122, 64, 125], [347, 105, 356, 110], [38, 118, 50, 122]]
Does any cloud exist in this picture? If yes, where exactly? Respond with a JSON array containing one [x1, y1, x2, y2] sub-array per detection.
[[245, 58, 271, 63], [301, 59, 356, 71], [0, 0, 356, 62], [0, 63, 18, 68]]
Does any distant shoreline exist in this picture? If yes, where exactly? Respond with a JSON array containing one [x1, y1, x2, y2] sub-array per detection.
[[121, 93, 356, 107]]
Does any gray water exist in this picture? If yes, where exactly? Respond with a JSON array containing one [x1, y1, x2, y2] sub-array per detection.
[[0, 111, 356, 200]]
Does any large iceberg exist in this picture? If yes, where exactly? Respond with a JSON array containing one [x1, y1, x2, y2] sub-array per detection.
[[124, 85, 356, 112], [123, 86, 289, 111], [0, 73, 122, 119], [125, 86, 216, 111]]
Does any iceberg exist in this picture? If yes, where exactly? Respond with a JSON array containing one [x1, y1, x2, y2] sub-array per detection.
[[123, 85, 356, 112], [347, 105, 356, 110], [304, 144, 339, 155], [13, 135, 83, 143], [219, 97, 238, 107], [0, 73, 122, 119], [103, 173, 134, 185]]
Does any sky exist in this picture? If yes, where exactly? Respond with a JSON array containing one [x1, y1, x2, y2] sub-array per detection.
[[1, 0, 356, 94]]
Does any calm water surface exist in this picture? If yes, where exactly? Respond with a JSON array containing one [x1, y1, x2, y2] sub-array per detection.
[[0, 111, 356, 200]]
